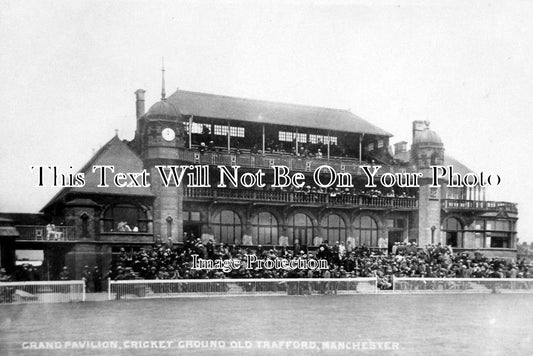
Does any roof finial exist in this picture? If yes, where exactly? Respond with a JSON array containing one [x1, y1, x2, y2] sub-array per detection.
[[161, 57, 166, 100], [114, 129, 119, 137]]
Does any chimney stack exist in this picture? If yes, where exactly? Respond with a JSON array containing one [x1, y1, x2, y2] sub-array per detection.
[[135, 89, 146, 119], [412, 120, 430, 143], [394, 141, 408, 153]]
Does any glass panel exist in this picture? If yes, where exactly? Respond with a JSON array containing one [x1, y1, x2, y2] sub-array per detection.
[[494, 221, 510, 231], [213, 210, 241, 244], [490, 233, 510, 248], [444, 218, 461, 231]]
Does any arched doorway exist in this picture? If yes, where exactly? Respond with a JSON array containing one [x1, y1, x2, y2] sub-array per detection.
[[212, 210, 242, 244], [320, 214, 346, 243], [287, 213, 313, 246], [353, 215, 378, 247], [251, 212, 279, 245]]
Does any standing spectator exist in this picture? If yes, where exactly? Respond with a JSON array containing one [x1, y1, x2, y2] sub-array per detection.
[[92, 266, 102, 292], [82, 265, 92, 292]]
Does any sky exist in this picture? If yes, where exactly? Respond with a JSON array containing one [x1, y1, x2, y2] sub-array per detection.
[[0, 0, 532, 242]]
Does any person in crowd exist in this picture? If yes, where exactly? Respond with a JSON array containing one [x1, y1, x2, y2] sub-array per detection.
[[82, 265, 92, 292], [0, 268, 10, 282], [92, 266, 102, 292], [16, 236, 530, 291], [59, 266, 70, 280], [199, 142, 207, 154]]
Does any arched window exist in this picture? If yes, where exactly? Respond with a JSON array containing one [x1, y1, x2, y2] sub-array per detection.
[[287, 213, 313, 246], [103, 204, 149, 232], [321, 214, 346, 243], [443, 217, 463, 247], [251, 212, 278, 245], [80, 213, 89, 238], [354, 215, 378, 247], [166, 216, 173, 238], [212, 210, 241, 244]]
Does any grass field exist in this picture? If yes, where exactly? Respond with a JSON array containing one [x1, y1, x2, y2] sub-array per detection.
[[1, 294, 532, 355]]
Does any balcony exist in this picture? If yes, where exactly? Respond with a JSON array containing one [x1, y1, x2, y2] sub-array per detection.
[[177, 147, 411, 175], [16, 225, 77, 241], [442, 199, 517, 213], [185, 187, 418, 209]]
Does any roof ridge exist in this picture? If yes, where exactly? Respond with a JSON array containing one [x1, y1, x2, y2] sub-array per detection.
[[171, 89, 355, 114]]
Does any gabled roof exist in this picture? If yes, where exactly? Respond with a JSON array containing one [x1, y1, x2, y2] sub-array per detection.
[[443, 155, 473, 176], [167, 90, 392, 137], [42, 135, 153, 211]]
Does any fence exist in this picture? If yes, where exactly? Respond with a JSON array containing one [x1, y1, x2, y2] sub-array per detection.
[[392, 277, 533, 294], [3, 277, 532, 304], [108, 277, 378, 300], [0, 280, 85, 304]]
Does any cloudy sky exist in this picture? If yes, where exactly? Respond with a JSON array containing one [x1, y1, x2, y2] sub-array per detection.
[[1, 0, 532, 241]]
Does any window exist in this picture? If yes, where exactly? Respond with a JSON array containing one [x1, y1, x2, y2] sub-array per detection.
[[213, 124, 245, 137], [443, 217, 463, 247], [278, 131, 307, 143], [212, 210, 242, 244], [102, 204, 149, 232], [184, 211, 201, 221], [490, 233, 511, 248], [183, 122, 206, 134], [81, 213, 89, 237], [251, 212, 278, 245], [287, 213, 313, 246], [166, 216, 173, 238], [190, 212, 201, 221], [321, 214, 346, 243], [279, 131, 293, 142], [471, 219, 514, 248], [354, 215, 378, 247], [308, 134, 338, 145], [386, 219, 405, 229], [377, 139, 384, 148], [308, 134, 320, 144], [325, 136, 337, 145]]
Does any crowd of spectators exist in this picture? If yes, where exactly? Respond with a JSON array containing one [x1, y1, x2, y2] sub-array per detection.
[[193, 125, 358, 159], [3, 239, 531, 291], [107, 238, 533, 290]]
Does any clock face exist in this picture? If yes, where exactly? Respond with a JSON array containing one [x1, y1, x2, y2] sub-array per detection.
[[162, 128, 175, 142]]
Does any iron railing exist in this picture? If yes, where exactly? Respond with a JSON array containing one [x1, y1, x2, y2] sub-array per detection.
[[185, 187, 418, 209], [442, 199, 517, 213], [16, 225, 77, 241]]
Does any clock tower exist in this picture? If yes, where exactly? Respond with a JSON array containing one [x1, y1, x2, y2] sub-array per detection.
[[134, 68, 186, 242]]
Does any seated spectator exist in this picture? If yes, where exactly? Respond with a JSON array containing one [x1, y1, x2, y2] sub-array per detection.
[[242, 234, 253, 245], [199, 142, 207, 154], [59, 266, 70, 280]]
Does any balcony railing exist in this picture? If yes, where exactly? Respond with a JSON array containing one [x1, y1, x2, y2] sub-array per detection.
[[16, 225, 77, 241], [177, 147, 411, 175], [442, 199, 517, 213], [185, 187, 418, 209]]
